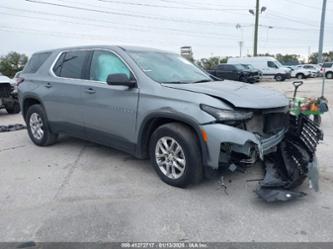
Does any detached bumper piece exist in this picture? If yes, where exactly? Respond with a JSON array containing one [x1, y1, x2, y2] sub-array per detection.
[[256, 114, 322, 203]]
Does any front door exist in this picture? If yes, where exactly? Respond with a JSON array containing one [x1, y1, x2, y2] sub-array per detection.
[[82, 50, 139, 153]]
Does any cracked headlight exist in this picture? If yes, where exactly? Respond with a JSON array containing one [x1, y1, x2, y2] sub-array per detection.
[[200, 104, 253, 122]]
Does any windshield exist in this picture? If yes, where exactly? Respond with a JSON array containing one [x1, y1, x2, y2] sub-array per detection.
[[274, 60, 283, 67], [128, 51, 212, 84], [242, 64, 254, 70]]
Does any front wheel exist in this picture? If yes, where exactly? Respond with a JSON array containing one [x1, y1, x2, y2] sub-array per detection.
[[326, 72, 333, 79], [26, 104, 58, 146], [296, 73, 304, 79], [149, 123, 203, 188]]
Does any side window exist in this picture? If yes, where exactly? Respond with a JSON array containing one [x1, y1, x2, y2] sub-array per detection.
[[53, 53, 66, 76], [23, 52, 51, 73], [53, 51, 90, 79], [217, 65, 224, 70], [267, 61, 278, 68], [323, 62, 333, 68], [89, 51, 131, 82], [224, 65, 233, 71]]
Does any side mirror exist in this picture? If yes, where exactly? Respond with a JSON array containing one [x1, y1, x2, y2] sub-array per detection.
[[106, 73, 136, 88]]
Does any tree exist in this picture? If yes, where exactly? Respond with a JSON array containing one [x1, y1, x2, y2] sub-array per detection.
[[0, 52, 28, 78], [275, 54, 300, 65], [196, 56, 228, 70], [308, 51, 333, 64]]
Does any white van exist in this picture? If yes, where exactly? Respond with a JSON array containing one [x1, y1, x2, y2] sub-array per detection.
[[227, 57, 291, 81]]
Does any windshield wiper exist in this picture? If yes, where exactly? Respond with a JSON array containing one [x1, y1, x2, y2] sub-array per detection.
[[162, 81, 188, 84], [192, 79, 213, 83]]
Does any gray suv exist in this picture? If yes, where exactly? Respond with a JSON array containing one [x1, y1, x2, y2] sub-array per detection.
[[18, 45, 289, 187]]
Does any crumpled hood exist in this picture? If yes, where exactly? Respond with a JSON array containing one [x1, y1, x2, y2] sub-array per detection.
[[162, 81, 289, 109]]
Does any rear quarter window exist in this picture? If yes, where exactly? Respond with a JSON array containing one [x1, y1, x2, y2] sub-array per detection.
[[23, 52, 52, 73], [52, 51, 90, 79]]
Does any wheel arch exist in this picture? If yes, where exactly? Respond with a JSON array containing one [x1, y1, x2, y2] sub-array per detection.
[[22, 95, 44, 120], [136, 112, 208, 165]]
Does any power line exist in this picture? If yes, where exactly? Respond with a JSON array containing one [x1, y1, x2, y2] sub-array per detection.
[[267, 10, 333, 28], [1, 10, 326, 45], [0, 25, 316, 50], [0, 10, 242, 40], [23, 0, 330, 32], [281, 0, 332, 11], [24, 0, 246, 27], [2, 5, 328, 43], [0, 6, 243, 39], [97, 0, 248, 11]]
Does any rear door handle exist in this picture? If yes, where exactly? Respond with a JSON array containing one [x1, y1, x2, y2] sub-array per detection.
[[44, 82, 52, 88], [84, 88, 96, 94]]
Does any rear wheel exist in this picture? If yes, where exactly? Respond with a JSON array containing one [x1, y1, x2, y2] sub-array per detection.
[[149, 123, 203, 188], [5, 102, 20, 114], [326, 72, 333, 79], [26, 104, 58, 146]]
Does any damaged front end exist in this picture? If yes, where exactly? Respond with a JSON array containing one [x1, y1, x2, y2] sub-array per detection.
[[256, 114, 322, 202], [202, 106, 323, 202]]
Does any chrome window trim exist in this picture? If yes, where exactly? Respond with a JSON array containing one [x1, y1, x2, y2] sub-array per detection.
[[48, 48, 138, 86]]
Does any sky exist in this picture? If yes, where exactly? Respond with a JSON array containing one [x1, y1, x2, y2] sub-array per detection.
[[0, 0, 332, 59]]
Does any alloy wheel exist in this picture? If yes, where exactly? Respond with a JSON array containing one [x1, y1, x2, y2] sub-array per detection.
[[155, 136, 186, 179], [29, 113, 44, 140]]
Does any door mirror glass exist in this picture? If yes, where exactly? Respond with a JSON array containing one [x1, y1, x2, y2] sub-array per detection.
[[106, 73, 136, 87]]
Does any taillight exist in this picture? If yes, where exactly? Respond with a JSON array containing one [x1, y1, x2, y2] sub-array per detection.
[[16, 77, 24, 86]]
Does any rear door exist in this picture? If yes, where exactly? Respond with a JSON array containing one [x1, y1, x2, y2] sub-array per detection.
[[43, 50, 91, 137], [81, 50, 139, 153], [223, 65, 237, 80], [215, 65, 226, 79]]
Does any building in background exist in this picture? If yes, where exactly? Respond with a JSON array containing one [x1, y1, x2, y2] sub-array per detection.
[[180, 46, 194, 62]]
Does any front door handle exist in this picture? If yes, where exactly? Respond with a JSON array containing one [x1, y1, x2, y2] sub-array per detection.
[[84, 88, 96, 94], [44, 83, 52, 88]]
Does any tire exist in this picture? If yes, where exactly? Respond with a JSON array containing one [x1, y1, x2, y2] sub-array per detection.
[[274, 74, 284, 81], [26, 104, 58, 146], [149, 122, 203, 188], [296, 73, 304, 79], [5, 102, 20, 114], [326, 72, 333, 79], [239, 76, 246, 82]]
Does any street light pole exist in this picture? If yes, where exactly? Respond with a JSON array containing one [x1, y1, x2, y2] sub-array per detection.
[[253, 0, 260, 56], [318, 0, 327, 63], [236, 24, 244, 57]]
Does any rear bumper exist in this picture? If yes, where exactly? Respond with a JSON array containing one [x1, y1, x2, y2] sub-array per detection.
[[201, 123, 287, 169]]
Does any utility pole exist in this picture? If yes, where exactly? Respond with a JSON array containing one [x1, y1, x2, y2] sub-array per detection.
[[253, 0, 260, 56], [239, 41, 244, 57], [249, 1, 266, 56], [318, 0, 327, 63]]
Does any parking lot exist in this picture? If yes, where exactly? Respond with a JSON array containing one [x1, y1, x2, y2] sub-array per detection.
[[0, 78, 332, 242]]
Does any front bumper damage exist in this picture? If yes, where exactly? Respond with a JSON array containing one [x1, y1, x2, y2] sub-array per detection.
[[202, 113, 323, 202]]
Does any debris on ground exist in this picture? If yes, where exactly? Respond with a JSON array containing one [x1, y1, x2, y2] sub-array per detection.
[[0, 124, 26, 133]]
